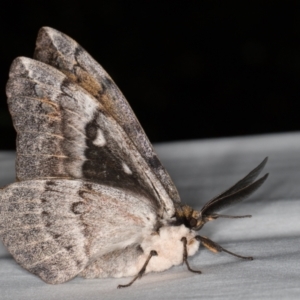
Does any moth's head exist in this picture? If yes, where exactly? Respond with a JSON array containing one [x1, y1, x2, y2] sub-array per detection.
[[175, 204, 205, 230]]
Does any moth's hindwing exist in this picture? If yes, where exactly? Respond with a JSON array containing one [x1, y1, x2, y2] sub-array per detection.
[[0, 179, 157, 283], [34, 26, 180, 204], [6, 56, 175, 216]]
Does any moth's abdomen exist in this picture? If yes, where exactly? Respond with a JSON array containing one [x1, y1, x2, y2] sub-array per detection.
[[80, 244, 145, 279]]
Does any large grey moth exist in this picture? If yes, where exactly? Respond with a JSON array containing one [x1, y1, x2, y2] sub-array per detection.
[[0, 27, 268, 287]]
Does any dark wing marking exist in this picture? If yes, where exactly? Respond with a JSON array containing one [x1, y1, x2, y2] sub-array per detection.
[[33, 27, 180, 204], [6, 57, 175, 216], [0, 179, 157, 283]]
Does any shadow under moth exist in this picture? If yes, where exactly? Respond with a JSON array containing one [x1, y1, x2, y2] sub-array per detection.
[[0, 27, 268, 288]]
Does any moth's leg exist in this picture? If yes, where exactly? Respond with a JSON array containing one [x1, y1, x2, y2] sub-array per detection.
[[117, 250, 158, 288], [180, 237, 202, 274], [196, 235, 253, 260]]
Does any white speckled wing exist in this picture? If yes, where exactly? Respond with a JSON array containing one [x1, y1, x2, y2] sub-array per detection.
[[0, 179, 157, 284], [34, 27, 181, 205], [6, 56, 175, 217]]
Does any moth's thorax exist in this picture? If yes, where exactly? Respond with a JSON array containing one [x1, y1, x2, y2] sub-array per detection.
[[174, 204, 201, 229], [140, 224, 200, 274]]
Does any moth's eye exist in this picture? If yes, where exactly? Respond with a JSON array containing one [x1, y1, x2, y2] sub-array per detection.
[[189, 218, 197, 228]]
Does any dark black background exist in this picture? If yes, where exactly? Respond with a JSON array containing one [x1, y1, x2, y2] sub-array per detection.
[[1, 1, 299, 149]]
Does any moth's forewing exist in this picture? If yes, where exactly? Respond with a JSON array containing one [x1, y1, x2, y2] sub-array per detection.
[[33, 27, 181, 204], [0, 179, 157, 283], [80, 244, 144, 279], [7, 57, 175, 217]]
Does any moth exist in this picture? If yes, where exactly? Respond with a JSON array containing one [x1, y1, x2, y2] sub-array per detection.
[[0, 27, 268, 288]]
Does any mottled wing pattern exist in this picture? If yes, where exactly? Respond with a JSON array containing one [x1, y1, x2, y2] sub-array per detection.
[[33, 27, 180, 204], [6, 57, 175, 217], [0, 179, 157, 283]]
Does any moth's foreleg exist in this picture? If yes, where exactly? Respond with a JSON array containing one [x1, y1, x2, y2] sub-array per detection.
[[117, 250, 158, 288], [180, 237, 202, 274], [196, 235, 253, 260]]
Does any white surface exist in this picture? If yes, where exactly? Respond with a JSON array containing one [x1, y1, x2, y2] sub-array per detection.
[[1, 132, 300, 299]]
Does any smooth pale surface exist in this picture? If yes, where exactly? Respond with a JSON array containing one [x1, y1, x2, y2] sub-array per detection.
[[1, 132, 300, 299]]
